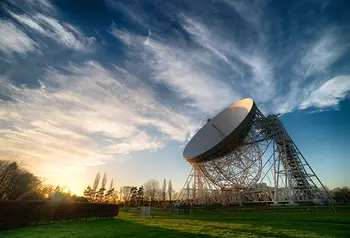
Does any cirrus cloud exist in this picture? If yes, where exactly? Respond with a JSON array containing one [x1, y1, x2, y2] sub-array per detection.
[[1, 0, 350, 181], [0, 61, 197, 176]]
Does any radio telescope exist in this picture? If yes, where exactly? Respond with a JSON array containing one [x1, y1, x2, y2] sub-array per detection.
[[177, 98, 330, 206]]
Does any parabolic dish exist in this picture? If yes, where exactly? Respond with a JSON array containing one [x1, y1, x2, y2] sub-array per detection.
[[183, 98, 257, 163]]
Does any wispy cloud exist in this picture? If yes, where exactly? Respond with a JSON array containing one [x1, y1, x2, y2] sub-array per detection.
[[0, 20, 37, 54], [1, 0, 350, 181], [8, 10, 95, 51], [180, 13, 276, 103], [109, 1, 350, 116], [106, 0, 150, 29], [144, 38, 238, 113], [300, 75, 350, 109], [273, 27, 350, 114], [111, 27, 239, 114], [16, 0, 55, 13], [222, 0, 266, 30], [0, 61, 197, 176], [297, 28, 349, 79], [1, 0, 94, 56], [105, 131, 163, 154]]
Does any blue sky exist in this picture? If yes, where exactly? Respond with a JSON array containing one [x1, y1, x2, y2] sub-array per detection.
[[0, 0, 349, 195]]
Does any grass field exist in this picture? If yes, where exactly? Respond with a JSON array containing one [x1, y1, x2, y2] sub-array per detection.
[[2, 206, 350, 238]]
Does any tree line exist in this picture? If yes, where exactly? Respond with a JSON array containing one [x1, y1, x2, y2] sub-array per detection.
[[83, 172, 115, 203], [1, 159, 350, 205], [83, 173, 178, 206], [0, 160, 178, 205]]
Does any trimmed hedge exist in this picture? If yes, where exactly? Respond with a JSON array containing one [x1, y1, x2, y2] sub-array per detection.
[[0, 200, 119, 231]]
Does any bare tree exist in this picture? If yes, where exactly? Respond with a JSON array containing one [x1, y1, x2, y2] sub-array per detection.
[[168, 180, 173, 203], [162, 179, 166, 203], [143, 179, 160, 204], [122, 186, 133, 204], [119, 186, 123, 203], [172, 191, 179, 202]]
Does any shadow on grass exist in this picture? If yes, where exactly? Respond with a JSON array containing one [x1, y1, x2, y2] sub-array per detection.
[[121, 211, 324, 238], [0, 217, 300, 238], [0, 218, 213, 238], [164, 213, 350, 238], [3, 211, 350, 238]]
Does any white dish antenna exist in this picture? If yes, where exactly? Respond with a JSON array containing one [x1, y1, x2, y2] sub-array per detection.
[[177, 98, 333, 207], [183, 98, 256, 162]]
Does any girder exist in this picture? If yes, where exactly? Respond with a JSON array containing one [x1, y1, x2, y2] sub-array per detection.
[[176, 110, 331, 206]]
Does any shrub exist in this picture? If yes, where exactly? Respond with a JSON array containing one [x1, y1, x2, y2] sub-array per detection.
[[0, 200, 119, 231]]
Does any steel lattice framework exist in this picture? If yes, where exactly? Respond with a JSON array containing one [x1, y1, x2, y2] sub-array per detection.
[[176, 109, 331, 206]]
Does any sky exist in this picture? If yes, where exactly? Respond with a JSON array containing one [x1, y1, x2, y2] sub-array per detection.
[[0, 0, 350, 195]]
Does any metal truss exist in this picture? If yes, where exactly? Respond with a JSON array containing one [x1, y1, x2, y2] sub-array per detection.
[[176, 112, 332, 206]]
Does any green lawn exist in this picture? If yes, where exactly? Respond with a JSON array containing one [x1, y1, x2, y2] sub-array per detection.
[[2, 207, 350, 238]]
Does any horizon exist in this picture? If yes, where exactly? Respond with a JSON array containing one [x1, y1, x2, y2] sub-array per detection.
[[1, 0, 350, 196]]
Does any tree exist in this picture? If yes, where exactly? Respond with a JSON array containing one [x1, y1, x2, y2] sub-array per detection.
[[19, 189, 45, 200], [119, 186, 123, 203], [111, 190, 119, 204], [143, 179, 160, 204], [130, 187, 138, 206], [101, 173, 107, 189], [330, 187, 350, 204], [168, 180, 173, 203], [104, 187, 115, 203], [109, 179, 114, 191], [49, 185, 72, 202], [92, 172, 101, 201], [54, 185, 61, 193], [122, 186, 133, 204], [84, 185, 93, 202], [0, 161, 19, 199], [172, 191, 179, 202], [7, 171, 41, 200], [96, 173, 107, 202], [104, 179, 115, 203], [0, 161, 18, 189], [0, 160, 42, 200], [40, 184, 55, 198], [85, 173, 117, 203], [137, 186, 144, 206], [162, 179, 167, 203]]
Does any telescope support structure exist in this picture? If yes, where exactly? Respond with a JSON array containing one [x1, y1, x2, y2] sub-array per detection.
[[176, 115, 332, 206]]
